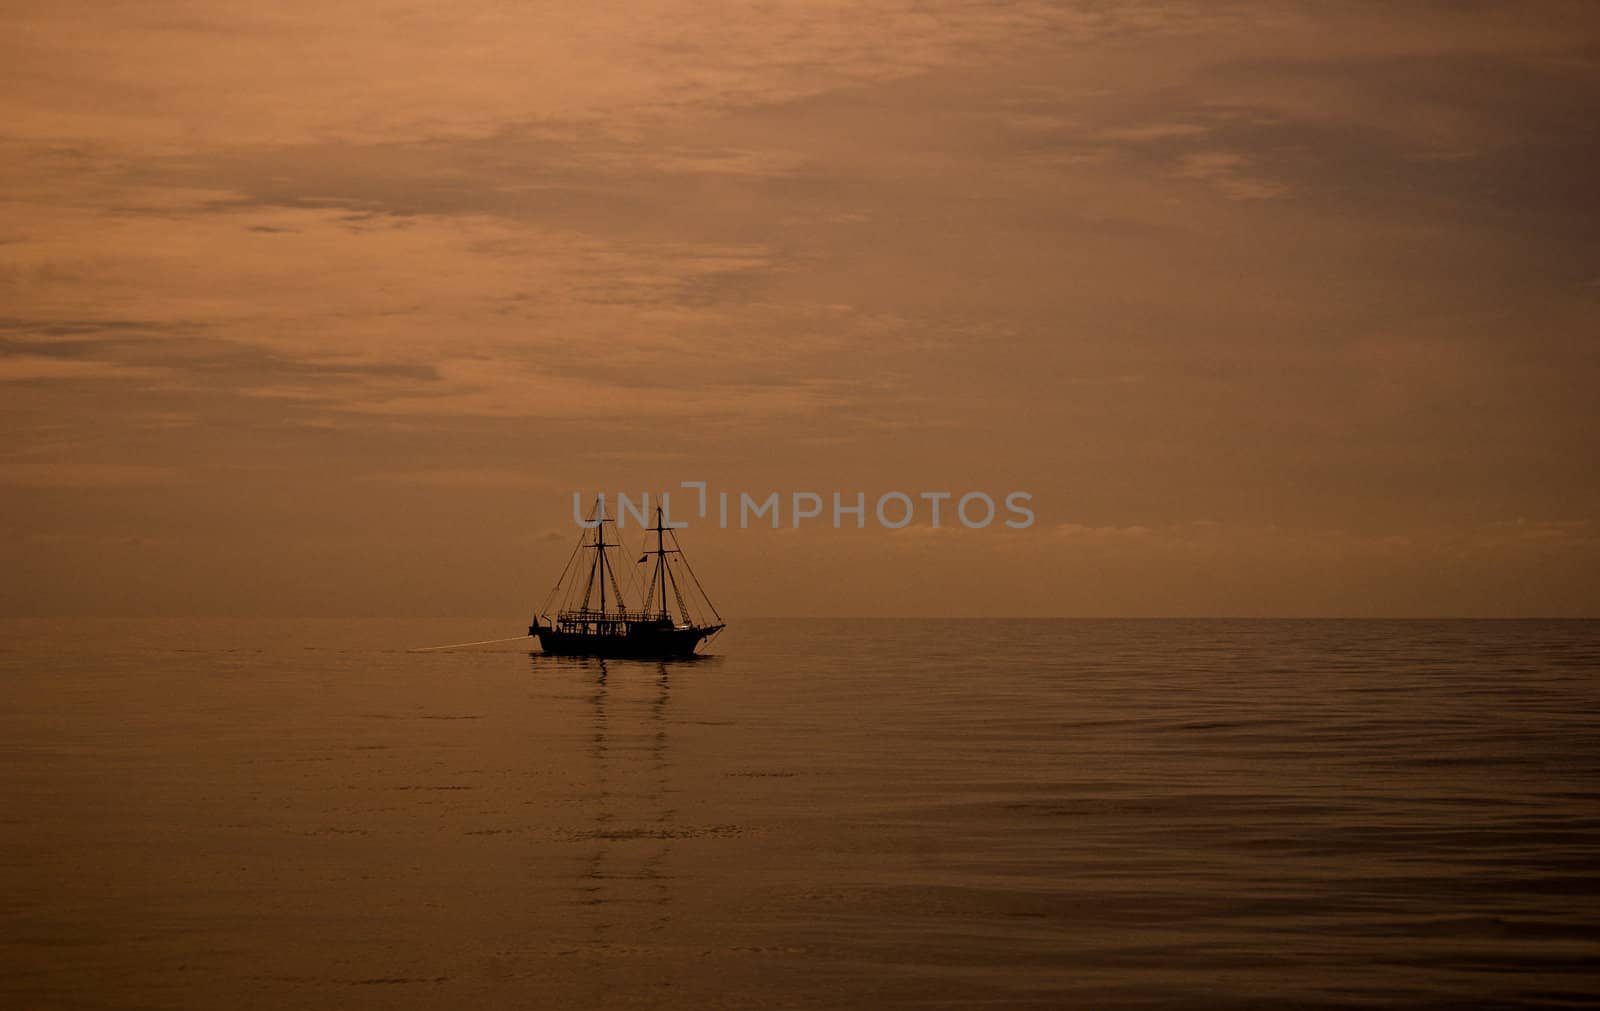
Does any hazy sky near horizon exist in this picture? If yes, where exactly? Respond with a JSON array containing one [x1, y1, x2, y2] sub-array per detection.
[[3, 0, 1598, 617]]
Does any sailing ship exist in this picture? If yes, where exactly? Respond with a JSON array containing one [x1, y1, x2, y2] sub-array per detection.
[[529, 499, 725, 658]]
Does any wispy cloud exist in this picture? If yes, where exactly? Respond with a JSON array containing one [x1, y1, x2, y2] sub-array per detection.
[[0, 354, 170, 383], [1171, 150, 1287, 200], [359, 468, 555, 490], [0, 463, 180, 488]]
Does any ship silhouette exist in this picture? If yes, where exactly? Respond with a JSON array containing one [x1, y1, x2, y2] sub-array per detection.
[[530, 498, 725, 658]]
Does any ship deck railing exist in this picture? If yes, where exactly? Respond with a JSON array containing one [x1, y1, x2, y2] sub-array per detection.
[[549, 608, 675, 625]]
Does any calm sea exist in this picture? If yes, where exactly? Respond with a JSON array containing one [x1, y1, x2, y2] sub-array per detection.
[[3, 618, 1598, 1009]]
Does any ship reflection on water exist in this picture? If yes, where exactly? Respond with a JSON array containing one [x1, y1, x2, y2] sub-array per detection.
[[533, 654, 681, 958]]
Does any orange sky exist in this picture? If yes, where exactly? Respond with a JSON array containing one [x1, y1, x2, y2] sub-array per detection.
[[3, 1, 1598, 617]]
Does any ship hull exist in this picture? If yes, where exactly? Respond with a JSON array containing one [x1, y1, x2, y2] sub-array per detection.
[[531, 624, 719, 658]]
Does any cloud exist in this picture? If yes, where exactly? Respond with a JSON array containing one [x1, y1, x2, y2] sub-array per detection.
[[1464, 519, 1597, 553], [0, 463, 180, 488], [359, 468, 554, 490], [1097, 122, 1211, 142], [0, 353, 170, 383], [0, 0, 1258, 152], [328, 361, 852, 421], [1049, 522, 1158, 542], [1170, 150, 1286, 200], [1036, 518, 1600, 565]]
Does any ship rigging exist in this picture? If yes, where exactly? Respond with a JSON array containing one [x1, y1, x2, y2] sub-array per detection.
[[530, 498, 724, 658]]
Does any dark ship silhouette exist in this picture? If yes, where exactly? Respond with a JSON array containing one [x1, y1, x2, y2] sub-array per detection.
[[530, 499, 724, 658]]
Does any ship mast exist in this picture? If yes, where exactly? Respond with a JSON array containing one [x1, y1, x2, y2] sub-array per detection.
[[653, 506, 669, 619], [596, 510, 606, 615], [580, 496, 622, 616]]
